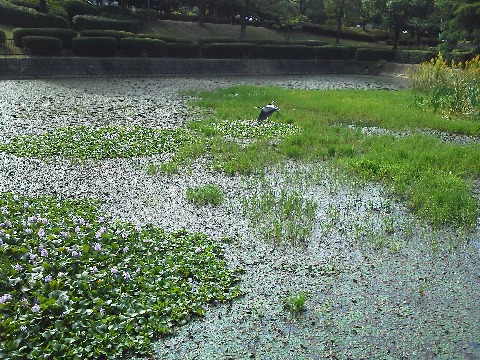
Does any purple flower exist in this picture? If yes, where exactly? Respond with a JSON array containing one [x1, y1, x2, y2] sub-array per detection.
[[25, 228, 32, 235], [72, 250, 81, 258], [194, 247, 201, 253], [95, 227, 106, 239], [93, 243, 101, 251], [40, 248, 48, 257], [4, 220, 12, 228], [78, 218, 85, 225], [111, 267, 118, 275], [90, 266, 98, 273], [31, 304, 40, 313], [0, 293, 12, 304], [37, 228, 45, 238], [74, 226, 80, 234], [98, 217, 104, 223], [20, 325, 27, 332], [123, 271, 131, 280], [60, 231, 70, 239], [1, 206, 8, 215], [122, 246, 129, 253], [44, 275, 53, 283], [122, 232, 128, 239], [13, 263, 22, 271], [29, 253, 37, 261]]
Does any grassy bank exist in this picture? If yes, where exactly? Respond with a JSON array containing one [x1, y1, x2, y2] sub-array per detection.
[[189, 86, 480, 227]]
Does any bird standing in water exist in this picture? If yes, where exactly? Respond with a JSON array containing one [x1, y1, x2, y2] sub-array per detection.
[[257, 101, 279, 121]]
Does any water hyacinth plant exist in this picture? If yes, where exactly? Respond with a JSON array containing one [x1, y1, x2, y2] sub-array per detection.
[[0, 192, 240, 359], [0, 126, 195, 160]]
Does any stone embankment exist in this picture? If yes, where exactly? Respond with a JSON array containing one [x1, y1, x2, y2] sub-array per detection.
[[0, 57, 413, 79]]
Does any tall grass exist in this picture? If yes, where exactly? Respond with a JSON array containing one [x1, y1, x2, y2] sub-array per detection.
[[191, 85, 480, 228], [410, 54, 480, 118]]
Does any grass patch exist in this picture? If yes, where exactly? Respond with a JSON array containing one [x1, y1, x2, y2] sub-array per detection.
[[0, 192, 240, 359], [283, 291, 309, 316], [193, 85, 480, 227], [186, 184, 224, 206], [243, 187, 318, 244]]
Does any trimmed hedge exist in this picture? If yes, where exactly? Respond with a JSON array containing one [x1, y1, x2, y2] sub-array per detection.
[[355, 48, 396, 61], [315, 45, 350, 60], [22, 36, 62, 55], [72, 37, 117, 57], [137, 34, 193, 44], [301, 23, 376, 43], [117, 38, 167, 57], [258, 45, 316, 59], [59, 0, 97, 21], [80, 30, 136, 41], [0, 28, 5, 45], [73, 15, 140, 33], [201, 43, 259, 59], [0, 0, 70, 28], [165, 43, 201, 58], [13, 28, 77, 48], [396, 49, 436, 64], [197, 37, 239, 46]]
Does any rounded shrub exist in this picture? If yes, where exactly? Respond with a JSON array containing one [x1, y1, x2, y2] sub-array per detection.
[[396, 49, 436, 64], [0, 0, 70, 28], [165, 43, 200, 58], [137, 34, 193, 44], [80, 29, 137, 41], [258, 45, 316, 59], [73, 15, 140, 33], [22, 36, 62, 55], [315, 45, 350, 60], [117, 38, 167, 57], [72, 37, 117, 57], [355, 48, 396, 61], [61, 0, 97, 21], [201, 43, 259, 59], [13, 28, 77, 48]]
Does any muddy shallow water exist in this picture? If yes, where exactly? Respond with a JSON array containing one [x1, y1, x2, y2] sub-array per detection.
[[0, 75, 478, 359]]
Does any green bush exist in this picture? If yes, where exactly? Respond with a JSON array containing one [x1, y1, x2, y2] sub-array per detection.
[[396, 49, 436, 64], [355, 47, 396, 61], [80, 29, 137, 41], [72, 37, 117, 57], [290, 40, 330, 47], [72, 15, 140, 33], [137, 34, 193, 44], [258, 45, 316, 59], [0, 0, 70, 28], [315, 45, 350, 60], [57, 0, 97, 21], [301, 22, 376, 42], [13, 28, 77, 48], [201, 43, 259, 59], [165, 43, 200, 58], [0, 28, 5, 45], [22, 35, 62, 55], [118, 38, 167, 57], [197, 37, 240, 46]]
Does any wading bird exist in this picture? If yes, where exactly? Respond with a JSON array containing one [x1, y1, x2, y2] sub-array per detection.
[[257, 101, 279, 121]]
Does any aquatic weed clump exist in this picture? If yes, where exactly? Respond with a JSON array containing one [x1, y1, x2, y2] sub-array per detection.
[[0, 192, 240, 359], [0, 126, 195, 160]]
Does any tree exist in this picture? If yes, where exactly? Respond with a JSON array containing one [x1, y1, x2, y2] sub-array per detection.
[[39, 0, 48, 13], [324, 0, 348, 44], [438, 0, 480, 50]]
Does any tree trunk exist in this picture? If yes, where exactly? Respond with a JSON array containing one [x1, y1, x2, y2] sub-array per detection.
[[239, 1, 247, 39], [336, 15, 341, 44], [198, 0, 206, 26], [39, 0, 47, 13]]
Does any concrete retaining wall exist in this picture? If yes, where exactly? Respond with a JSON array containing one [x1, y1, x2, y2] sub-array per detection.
[[0, 57, 414, 79]]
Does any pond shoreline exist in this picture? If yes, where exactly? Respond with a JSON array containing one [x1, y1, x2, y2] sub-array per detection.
[[0, 58, 413, 79]]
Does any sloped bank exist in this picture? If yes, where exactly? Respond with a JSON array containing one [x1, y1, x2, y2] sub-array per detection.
[[0, 57, 413, 79]]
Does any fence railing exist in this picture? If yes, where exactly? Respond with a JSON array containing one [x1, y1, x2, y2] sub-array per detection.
[[0, 39, 27, 57]]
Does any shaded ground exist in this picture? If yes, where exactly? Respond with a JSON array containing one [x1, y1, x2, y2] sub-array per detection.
[[0, 75, 478, 359]]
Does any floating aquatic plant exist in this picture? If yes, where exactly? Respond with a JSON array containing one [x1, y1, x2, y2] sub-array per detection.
[[0, 192, 240, 359], [0, 126, 195, 160]]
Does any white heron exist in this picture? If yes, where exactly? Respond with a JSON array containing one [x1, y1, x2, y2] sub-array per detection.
[[257, 101, 279, 121]]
